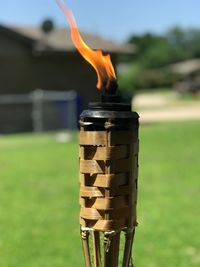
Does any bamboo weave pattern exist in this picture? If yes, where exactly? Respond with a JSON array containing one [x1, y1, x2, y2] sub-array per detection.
[[79, 129, 139, 232]]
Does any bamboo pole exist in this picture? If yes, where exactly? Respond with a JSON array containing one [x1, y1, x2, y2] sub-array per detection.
[[81, 230, 92, 267], [92, 231, 101, 267]]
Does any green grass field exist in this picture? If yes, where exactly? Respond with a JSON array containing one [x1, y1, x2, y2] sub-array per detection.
[[0, 121, 199, 267]]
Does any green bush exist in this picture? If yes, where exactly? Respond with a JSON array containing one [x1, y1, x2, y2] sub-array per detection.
[[118, 63, 180, 93]]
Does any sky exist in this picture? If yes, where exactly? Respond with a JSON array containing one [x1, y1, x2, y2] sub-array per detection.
[[0, 0, 200, 42]]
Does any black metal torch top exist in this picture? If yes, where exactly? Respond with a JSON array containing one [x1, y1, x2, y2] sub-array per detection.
[[81, 81, 139, 120]]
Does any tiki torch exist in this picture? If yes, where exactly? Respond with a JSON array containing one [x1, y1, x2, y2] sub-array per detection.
[[79, 84, 139, 267], [57, 1, 139, 266]]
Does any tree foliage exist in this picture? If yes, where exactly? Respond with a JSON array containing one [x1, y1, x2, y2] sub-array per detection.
[[119, 26, 200, 93]]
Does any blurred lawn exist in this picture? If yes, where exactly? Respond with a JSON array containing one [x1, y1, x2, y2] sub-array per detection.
[[0, 121, 199, 267]]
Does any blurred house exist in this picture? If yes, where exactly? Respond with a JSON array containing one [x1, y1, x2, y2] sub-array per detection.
[[0, 22, 135, 133], [170, 59, 200, 95]]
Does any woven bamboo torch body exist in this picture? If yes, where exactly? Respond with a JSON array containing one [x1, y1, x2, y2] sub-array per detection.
[[79, 99, 139, 267]]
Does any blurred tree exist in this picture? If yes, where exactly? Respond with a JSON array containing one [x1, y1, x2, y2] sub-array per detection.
[[184, 29, 200, 57], [129, 33, 167, 58], [166, 27, 186, 47], [119, 27, 200, 93]]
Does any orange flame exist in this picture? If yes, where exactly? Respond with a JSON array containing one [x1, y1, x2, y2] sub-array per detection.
[[56, 0, 117, 89]]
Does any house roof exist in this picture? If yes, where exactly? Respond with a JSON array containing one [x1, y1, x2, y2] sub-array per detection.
[[2, 24, 135, 55], [170, 59, 200, 75]]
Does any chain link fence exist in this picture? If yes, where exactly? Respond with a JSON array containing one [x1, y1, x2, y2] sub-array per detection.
[[0, 89, 78, 134]]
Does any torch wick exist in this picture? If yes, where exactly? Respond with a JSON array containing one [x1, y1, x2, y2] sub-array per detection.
[[107, 80, 118, 95]]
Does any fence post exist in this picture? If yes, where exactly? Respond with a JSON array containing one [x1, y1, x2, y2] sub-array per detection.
[[32, 89, 44, 132]]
